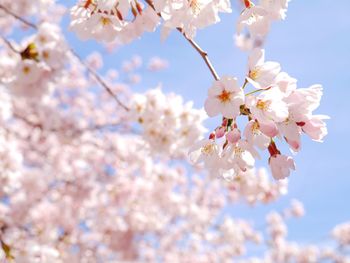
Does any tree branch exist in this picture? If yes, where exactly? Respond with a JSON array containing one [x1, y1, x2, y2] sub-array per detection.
[[145, 0, 220, 81], [0, 36, 20, 53], [177, 29, 220, 81], [0, 4, 37, 29], [13, 112, 122, 134], [69, 49, 130, 111]]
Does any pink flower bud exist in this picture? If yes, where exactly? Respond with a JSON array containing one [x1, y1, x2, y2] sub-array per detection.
[[226, 128, 241, 144], [215, 126, 226, 138], [209, 132, 216, 140]]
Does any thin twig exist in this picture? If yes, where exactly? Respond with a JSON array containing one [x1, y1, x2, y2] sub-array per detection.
[[13, 113, 47, 131], [69, 49, 130, 111], [0, 4, 37, 29], [0, 36, 20, 53], [177, 28, 219, 81], [245, 87, 271, 96], [145, 0, 220, 81], [13, 112, 122, 133], [0, 4, 129, 111]]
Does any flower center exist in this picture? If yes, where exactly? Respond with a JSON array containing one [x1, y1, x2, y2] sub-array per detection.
[[256, 99, 269, 111], [284, 117, 291, 124], [189, 0, 201, 14], [201, 143, 215, 155], [249, 68, 260, 80], [100, 17, 111, 26], [234, 146, 244, 157], [43, 51, 50, 59], [217, 90, 232, 103], [251, 121, 261, 135], [22, 66, 31, 74]]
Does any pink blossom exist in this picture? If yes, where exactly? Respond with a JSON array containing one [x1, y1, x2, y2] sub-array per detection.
[[237, 6, 271, 38], [204, 76, 245, 118], [246, 86, 288, 137], [226, 128, 241, 144], [244, 120, 270, 150], [269, 154, 295, 180], [246, 48, 281, 89]]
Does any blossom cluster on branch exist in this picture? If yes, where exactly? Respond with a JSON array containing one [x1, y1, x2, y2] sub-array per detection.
[[70, 0, 231, 43], [190, 0, 328, 181]]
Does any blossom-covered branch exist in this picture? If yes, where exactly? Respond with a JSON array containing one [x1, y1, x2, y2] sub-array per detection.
[[0, 4, 129, 110]]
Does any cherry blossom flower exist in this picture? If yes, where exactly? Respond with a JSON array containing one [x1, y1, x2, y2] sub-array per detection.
[[246, 48, 281, 89], [189, 138, 221, 172], [260, 0, 291, 20], [246, 86, 288, 137], [226, 128, 241, 144], [244, 120, 270, 150], [281, 84, 329, 148], [269, 153, 295, 180], [237, 5, 271, 38], [204, 76, 245, 118], [223, 140, 256, 172]]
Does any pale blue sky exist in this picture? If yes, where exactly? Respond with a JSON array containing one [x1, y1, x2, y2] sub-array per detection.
[[60, 0, 350, 246]]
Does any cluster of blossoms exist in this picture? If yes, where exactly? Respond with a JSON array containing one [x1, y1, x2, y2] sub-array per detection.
[[70, 0, 231, 43], [0, 86, 12, 122], [253, 207, 350, 263], [332, 222, 350, 248], [225, 167, 288, 204], [0, 133, 22, 197], [190, 0, 328, 181], [1, 23, 68, 99], [129, 88, 207, 158], [191, 52, 328, 180], [0, 0, 65, 34], [236, 0, 291, 50]]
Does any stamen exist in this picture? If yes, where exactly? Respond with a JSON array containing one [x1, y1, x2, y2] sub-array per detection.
[[217, 90, 232, 103]]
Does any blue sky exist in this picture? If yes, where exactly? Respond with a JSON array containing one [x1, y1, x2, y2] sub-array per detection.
[[61, 0, 350, 246]]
